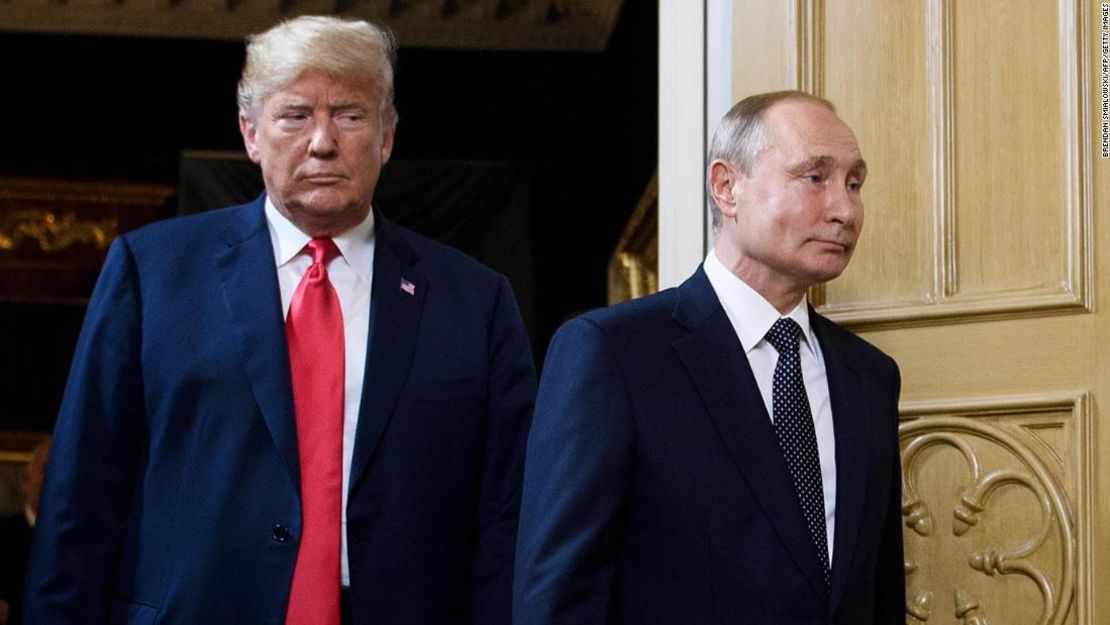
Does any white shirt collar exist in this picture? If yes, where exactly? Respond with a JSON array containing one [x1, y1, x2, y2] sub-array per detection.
[[703, 248, 817, 357], [264, 196, 375, 282]]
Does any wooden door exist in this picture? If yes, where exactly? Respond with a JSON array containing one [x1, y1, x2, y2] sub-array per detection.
[[720, 2, 1108, 623]]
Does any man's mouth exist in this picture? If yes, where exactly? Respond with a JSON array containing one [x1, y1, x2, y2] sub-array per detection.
[[813, 239, 851, 252], [302, 173, 345, 183]]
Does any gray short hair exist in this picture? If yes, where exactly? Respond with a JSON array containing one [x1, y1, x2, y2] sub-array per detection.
[[706, 90, 835, 232], [237, 15, 398, 126]]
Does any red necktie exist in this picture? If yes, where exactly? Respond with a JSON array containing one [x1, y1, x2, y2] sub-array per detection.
[[285, 238, 344, 625]]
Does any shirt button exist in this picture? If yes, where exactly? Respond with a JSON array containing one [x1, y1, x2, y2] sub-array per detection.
[[272, 524, 293, 543]]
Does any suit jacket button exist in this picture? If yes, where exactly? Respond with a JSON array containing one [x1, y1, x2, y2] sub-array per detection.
[[272, 524, 292, 543]]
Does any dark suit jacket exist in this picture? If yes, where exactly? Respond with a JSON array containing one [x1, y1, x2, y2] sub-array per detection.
[[0, 513, 32, 625], [514, 267, 903, 625], [24, 196, 536, 625]]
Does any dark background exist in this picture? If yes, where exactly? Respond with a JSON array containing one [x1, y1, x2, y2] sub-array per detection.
[[0, 2, 657, 431]]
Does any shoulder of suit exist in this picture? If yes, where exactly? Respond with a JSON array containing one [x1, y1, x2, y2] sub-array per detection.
[[811, 311, 899, 371], [119, 201, 254, 252], [380, 218, 503, 288], [568, 286, 681, 336], [382, 220, 494, 274]]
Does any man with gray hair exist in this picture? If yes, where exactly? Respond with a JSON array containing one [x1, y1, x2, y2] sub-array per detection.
[[514, 91, 904, 624], [25, 16, 536, 625]]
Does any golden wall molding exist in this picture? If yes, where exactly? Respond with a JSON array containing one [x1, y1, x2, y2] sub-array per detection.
[[810, 0, 1093, 330], [899, 392, 1091, 625], [0, 177, 173, 304], [0, 209, 117, 253], [0, 0, 623, 51], [0, 430, 51, 518], [0, 430, 51, 465], [608, 173, 657, 304]]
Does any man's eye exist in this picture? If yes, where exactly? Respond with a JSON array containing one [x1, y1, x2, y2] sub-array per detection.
[[847, 177, 864, 191], [804, 174, 824, 184]]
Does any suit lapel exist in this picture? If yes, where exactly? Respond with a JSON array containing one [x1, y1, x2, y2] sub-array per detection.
[[215, 197, 300, 490], [812, 313, 873, 614], [671, 269, 829, 601], [348, 216, 426, 492]]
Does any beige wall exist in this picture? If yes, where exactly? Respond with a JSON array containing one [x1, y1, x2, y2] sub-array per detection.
[[699, 1, 1108, 623]]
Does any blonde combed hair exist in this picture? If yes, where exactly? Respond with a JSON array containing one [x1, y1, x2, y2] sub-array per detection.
[[237, 15, 398, 125]]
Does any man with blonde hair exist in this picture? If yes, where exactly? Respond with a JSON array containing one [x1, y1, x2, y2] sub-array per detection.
[[26, 16, 535, 625]]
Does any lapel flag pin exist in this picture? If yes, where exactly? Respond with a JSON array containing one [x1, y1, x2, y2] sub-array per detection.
[[400, 277, 416, 296]]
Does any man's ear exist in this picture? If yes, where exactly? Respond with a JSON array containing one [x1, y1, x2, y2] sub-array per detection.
[[239, 114, 262, 164], [379, 120, 396, 166], [708, 159, 742, 220]]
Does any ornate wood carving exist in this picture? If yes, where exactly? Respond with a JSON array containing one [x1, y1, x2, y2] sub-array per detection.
[[899, 393, 1090, 625]]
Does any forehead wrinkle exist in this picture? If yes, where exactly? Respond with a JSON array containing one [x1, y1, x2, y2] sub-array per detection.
[[330, 99, 369, 111], [268, 92, 312, 109], [267, 93, 370, 114], [785, 154, 868, 177], [272, 99, 309, 110], [786, 155, 834, 175]]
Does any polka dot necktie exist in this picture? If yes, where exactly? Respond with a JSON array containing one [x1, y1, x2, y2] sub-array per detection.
[[764, 317, 830, 593]]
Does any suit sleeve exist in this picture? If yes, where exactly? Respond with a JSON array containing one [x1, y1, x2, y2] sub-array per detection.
[[513, 317, 635, 625], [471, 275, 538, 625], [873, 360, 906, 624], [23, 238, 146, 625]]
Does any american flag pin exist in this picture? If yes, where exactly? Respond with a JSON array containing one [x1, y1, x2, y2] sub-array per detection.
[[400, 277, 416, 296]]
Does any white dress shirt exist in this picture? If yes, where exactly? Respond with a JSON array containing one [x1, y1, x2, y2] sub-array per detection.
[[265, 198, 374, 586], [703, 249, 837, 563]]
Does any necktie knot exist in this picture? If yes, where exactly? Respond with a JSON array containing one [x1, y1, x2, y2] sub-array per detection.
[[306, 237, 340, 267], [765, 317, 802, 355]]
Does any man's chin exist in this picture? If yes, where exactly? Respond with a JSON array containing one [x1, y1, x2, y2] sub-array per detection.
[[802, 257, 852, 285], [810, 267, 849, 286], [281, 196, 369, 235]]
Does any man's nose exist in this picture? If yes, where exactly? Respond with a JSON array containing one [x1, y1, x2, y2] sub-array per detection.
[[309, 121, 339, 157], [827, 184, 859, 226]]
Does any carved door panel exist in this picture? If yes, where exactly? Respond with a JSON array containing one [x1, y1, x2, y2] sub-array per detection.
[[726, 2, 1108, 623]]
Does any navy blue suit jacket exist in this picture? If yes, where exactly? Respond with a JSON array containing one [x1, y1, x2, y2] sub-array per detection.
[[514, 268, 904, 625], [25, 196, 536, 625]]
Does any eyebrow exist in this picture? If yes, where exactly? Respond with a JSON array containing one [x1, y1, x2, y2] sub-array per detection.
[[329, 100, 369, 112], [788, 155, 868, 177], [270, 99, 369, 113]]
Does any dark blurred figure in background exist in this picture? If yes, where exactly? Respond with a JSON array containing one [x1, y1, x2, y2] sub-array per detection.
[[0, 436, 50, 625]]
